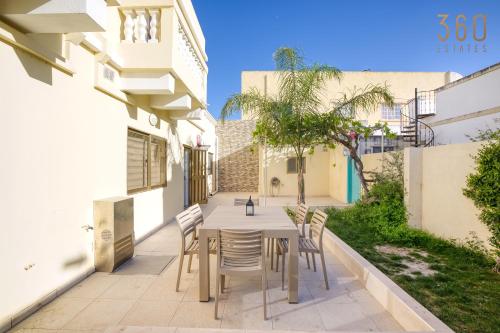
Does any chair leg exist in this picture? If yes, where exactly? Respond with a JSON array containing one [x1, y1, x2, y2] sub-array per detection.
[[312, 253, 317, 272], [187, 254, 193, 273], [262, 271, 267, 320], [176, 252, 184, 292], [305, 252, 310, 269], [281, 251, 285, 290], [266, 238, 270, 257], [270, 239, 275, 270], [276, 252, 280, 272], [221, 274, 226, 292], [214, 272, 220, 319], [320, 250, 329, 290]]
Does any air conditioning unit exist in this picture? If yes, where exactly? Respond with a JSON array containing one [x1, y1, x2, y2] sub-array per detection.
[[93, 197, 134, 272]]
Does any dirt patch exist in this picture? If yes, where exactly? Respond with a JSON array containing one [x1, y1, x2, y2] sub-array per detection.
[[375, 245, 436, 277]]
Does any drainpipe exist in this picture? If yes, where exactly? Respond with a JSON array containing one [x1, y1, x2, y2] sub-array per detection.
[[414, 88, 419, 147], [381, 130, 385, 156], [263, 75, 268, 207], [264, 140, 268, 207]]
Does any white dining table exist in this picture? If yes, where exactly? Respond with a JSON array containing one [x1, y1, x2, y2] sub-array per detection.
[[198, 205, 299, 303]]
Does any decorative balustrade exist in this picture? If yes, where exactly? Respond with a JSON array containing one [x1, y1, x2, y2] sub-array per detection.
[[121, 8, 160, 43], [175, 22, 206, 99]]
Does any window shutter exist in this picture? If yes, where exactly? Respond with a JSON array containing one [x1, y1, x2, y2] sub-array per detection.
[[127, 129, 149, 191], [150, 137, 167, 187]]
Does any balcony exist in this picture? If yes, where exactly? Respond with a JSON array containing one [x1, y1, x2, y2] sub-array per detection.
[[108, 3, 208, 109], [406, 90, 436, 119], [0, 0, 107, 33]]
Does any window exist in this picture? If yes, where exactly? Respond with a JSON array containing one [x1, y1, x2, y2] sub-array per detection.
[[127, 128, 167, 193], [207, 152, 213, 175], [380, 103, 402, 120], [286, 157, 306, 174], [150, 136, 167, 187]]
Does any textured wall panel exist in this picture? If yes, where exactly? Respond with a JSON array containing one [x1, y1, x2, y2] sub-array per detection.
[[216, 120, 258, 192]]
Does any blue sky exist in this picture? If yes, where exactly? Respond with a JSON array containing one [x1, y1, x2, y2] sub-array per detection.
[[192, 0, 500, 120]]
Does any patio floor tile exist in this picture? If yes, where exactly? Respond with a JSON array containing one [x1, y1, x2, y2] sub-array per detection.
[[221, 301, 273, 330], [266, 280, 313, 304], [140, 277, 187, 302], [168, 301, 223, 328], [105, 326, 177, 333], [11, 195, 406, 332], [315, 301, 378, 331], [99, 276, 155, 300], [119, 300, 179, 326], [61, 273, 122, 299], [63, 299, 135, 330], [16, 298, 92, 329], [271, 302, 325, 331]]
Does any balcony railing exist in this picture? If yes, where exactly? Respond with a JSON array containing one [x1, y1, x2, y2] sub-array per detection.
[[406, 90, 436, 118], [175, 23, 207, 101], [121, 8, 160, 43]]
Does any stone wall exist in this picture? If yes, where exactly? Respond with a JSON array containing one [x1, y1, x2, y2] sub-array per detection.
[[216, 120, 258, 192]]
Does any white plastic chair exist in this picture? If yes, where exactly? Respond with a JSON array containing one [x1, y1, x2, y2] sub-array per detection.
[[175, 209, 216, 291], [215, 229, 267, 319], [277, 209, 329, 290]]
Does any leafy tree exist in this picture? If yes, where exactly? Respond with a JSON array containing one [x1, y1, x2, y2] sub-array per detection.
[[221, 48, 341, 204], [312, 85, 395, 193], [463, 129, 500, 271]]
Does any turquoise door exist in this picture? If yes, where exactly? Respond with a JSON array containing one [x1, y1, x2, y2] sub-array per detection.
[[347, 156, 361, 203]]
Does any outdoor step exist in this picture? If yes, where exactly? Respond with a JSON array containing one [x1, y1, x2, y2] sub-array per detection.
[[417, 113, 436, 119], [104, 325, 332, 333]]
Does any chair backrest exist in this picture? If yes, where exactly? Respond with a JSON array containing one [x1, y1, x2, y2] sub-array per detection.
[[217, 229, 264, 270], [295, 204, 309, 236], [175, 209, 195, 239], [309, 209, 328, 244], [188, 203, 204, 226]]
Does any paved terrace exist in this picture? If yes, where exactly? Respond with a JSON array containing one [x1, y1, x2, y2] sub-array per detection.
[[9, 194, 403, 333]]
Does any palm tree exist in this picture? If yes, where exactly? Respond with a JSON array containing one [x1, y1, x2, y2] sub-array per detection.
[[221, 47, 341, 204]]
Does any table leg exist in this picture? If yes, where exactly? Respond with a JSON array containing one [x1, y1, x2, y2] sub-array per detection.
[[199, 229, 210, 301], [288, 232, 298, 303]]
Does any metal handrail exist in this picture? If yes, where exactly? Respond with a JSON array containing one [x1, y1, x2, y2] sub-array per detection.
[[400, 89, 435, 147]]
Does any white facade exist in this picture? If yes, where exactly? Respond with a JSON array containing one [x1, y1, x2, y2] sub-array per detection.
[[428, 63, 500, 145], [0, 0, 216, 329]]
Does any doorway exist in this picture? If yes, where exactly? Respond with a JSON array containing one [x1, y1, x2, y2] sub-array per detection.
[[183, 146, 191, 208], [184, 146, 208, 207], [347, 156, 361, 203]]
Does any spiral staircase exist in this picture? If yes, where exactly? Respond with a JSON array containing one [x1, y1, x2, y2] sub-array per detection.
[[400, 89, 436, 147]]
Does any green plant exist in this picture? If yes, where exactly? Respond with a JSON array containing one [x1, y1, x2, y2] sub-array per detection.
[[221, 48, 341, 204], [463, 129, 500, 269], [221, 47, 395, 202], [324, 151, 500, 333], [311, 87, 395, 193], [326, 201, 500, 333]]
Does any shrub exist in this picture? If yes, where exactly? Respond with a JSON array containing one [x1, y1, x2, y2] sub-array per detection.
[[359, 152, 408, 237], [463, 130, 500, 268]]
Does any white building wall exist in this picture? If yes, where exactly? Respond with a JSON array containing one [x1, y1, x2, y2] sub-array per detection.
[[429, 65, 500, 145], [0, 35, 214, 325]]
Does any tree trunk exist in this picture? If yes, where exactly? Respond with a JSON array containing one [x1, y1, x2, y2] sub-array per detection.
[[349, 148, 370, 194], [297, 155, 305, 204]]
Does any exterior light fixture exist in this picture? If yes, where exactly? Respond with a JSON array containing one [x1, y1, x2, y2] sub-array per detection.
[[246, 196, 254, 216]]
